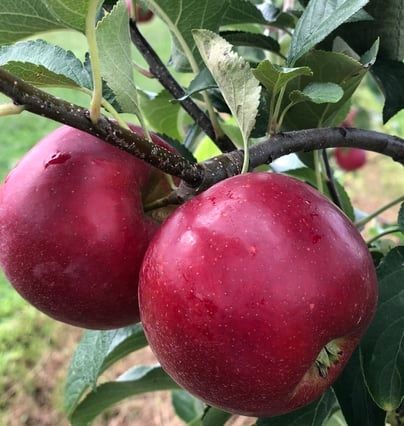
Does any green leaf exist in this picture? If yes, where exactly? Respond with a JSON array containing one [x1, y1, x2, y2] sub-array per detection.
[[176, 68, 218, 102], [45, 0, 103, 33], [361, 247, 404, 411], [333, 350, 386, 426], [145, 0, 229, 71], [288, 0, 369, 65], [256, 389, 340, 426], [260, 4, 299, 29], [96, 0, 140, 115], [399, 204, 404, 232], [0, 0, 63, 46], [326, 412, 346, 426], [361, 1, 404, 60], [64, 324, 147, 415], [140, 90, 181, 140], [0, 40, 91, 89], [172, 390, 205, 423], [283, 50, 368, 130], [346, 9, 373, 23], [193, 30, 261, 153], [286, 167, 355, 221], [290, 83, 343, 105], [70, 365, 180, 425], [372, 59, 404, 123], [331, 0, 404, 62], [221, 0, 267, 26], [220, 31, 281, 54], [253, 61, 312, 96], [202, 407, 232, 426]]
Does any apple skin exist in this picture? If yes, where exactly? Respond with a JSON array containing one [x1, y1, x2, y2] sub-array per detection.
[[335, 147, 367, 171], [0, 125, 170, 330], [139, 172, 378, 417]]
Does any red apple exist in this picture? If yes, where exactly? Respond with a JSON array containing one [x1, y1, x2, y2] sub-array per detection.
[[139, 172, 378, 417], [335, 147, 367, 171], [0, 125, 172, 329]]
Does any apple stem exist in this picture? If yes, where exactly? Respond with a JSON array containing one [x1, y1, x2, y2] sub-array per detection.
[[0, 103, 24, 117], [86, 0, 103, 124]]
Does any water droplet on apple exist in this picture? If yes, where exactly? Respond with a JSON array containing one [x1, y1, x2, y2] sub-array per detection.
[[44, 152, 71, 169], [312, 234, 322, 244], [249, 245, 257, 256]]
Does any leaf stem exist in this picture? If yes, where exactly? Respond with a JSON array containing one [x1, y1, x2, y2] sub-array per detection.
[[271, 86, 287, 134], [0, 103, 24, 116], [81, 88, 129, 130], [241, 135, 250, 173], [86, 0, 103, 124], [356, 195, 404, 228], [367, 228, 402, 245], [314, 150, 325, 193], [276, 100, 297, 132], [268, 91, 277, 134]]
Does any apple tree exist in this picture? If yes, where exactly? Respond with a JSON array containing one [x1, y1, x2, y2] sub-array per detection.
[[0, 0, 403, 425]]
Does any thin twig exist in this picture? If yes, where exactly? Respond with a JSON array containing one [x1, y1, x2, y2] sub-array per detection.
[[356, 195, 404, 228], [322, 149, 342, 208], [129, 21, 235, 152], [367, 228, 402, 245]]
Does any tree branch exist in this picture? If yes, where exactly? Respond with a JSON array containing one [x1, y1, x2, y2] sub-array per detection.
[[0, 68, 403, 203], [129, 21, 236, 152], [195, 127, 404, 192], [0, 68, 204, 186]]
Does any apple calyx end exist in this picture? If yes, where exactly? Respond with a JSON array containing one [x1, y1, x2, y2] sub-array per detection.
[[315, 340, 343, 378]]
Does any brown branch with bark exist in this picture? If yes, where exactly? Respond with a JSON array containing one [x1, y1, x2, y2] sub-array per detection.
[[0, 67, 403, 202], [0, 68, 204, 186], [129, 21, 236, 153]]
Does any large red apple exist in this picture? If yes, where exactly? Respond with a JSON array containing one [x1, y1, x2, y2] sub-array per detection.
[[139, 172, 378, 417], [335, 147, 367, 171], [0, 125, 171, 329]]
